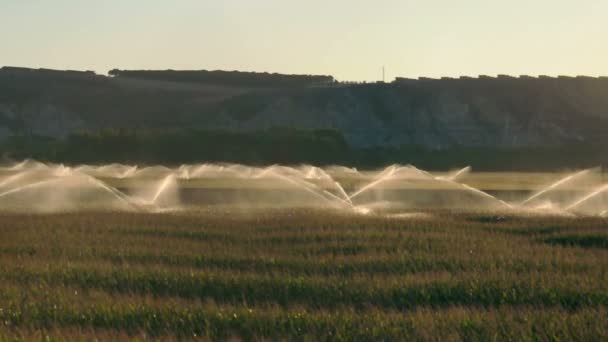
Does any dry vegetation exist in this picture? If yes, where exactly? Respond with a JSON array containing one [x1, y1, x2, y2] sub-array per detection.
[[0, 209, 607, 340]]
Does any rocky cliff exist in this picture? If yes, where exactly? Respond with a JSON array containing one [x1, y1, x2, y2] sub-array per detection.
[[1, 67, 608, 149]]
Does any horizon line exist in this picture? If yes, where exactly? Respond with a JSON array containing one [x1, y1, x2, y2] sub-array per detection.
[[2, 65, 607, 82]]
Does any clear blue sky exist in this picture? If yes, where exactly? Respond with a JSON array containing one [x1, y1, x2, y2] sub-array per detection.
[[1, 0, 606, 81]]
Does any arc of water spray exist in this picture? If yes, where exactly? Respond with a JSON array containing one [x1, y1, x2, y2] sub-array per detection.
[[54, 165, 72, 177], [0, 178, 61, 199], [0, 171, 32, 188], [9, 160, 27, 170], [189, 164, 210, 178], [333, 181, 353, 205], [303, 166, 352, 205], [253, 165, 277, 179], [348, 165, 398, 200], [260, 168, 350, 209], [1, 167, 71, 192], [564, 184, 608, 212], [175, 165, 191, 180], [448, 181, 513, 209], [151, 174, 177, 204], [349, 164, 511, 209], [0, 173, 139, 211], [84, 174, 142, 211], [11, 160, 597, 214], [426, 167, 512, 209], [305, 166, 319, 179], [121, 166, 138, 179], [520, 169, 594, 206], [322, 188, 352, 207], [257, 165, 353, 207], [279, 173, 352, 209], [441, 166, 471, 181], [316, 168, 352, 204], [9, 159, 43, 171]]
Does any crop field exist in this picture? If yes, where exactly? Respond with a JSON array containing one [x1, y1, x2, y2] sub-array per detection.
[[0, 210, 607, 340]]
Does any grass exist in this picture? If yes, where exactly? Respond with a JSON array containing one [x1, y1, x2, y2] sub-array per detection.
[[543, 235, 608, 249], [0, 210, 607, 340]]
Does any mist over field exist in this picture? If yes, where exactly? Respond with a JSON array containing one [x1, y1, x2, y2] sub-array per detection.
[[1, 159, 608, 217]]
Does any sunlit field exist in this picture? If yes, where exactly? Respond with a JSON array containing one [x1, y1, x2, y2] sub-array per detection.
[[0, 210, 607, 340], [1, 161, 608, 339]]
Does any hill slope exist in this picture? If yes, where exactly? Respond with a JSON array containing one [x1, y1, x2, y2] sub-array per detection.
[[1, 67, 608, 150]]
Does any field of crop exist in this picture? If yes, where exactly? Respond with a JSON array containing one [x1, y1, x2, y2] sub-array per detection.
[[0, 210, 607, 340]]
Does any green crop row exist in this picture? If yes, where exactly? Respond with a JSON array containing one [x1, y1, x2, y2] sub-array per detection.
[[2, 267, 606, 310], [1, 302, 607, 340]]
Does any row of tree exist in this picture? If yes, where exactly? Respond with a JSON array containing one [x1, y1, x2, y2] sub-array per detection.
[[1, 128, 606, 171], [109, 69, 334, 88]]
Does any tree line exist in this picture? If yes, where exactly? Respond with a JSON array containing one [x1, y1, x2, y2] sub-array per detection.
[[109, 69, 335, 88], [1, 128, 606, 171]]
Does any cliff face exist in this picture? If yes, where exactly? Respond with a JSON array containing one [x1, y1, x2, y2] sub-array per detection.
[[219, 79, 608, 147], [1, 67, 608, 148]]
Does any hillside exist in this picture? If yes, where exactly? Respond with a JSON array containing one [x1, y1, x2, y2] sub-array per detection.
[[1, 67, 608, 168]]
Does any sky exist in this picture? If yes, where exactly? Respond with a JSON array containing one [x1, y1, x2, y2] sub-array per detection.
[[1, 0, 607, 81]]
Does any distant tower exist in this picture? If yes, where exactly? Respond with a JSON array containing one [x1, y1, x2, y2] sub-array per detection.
[[382, 66, 385, 83]]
